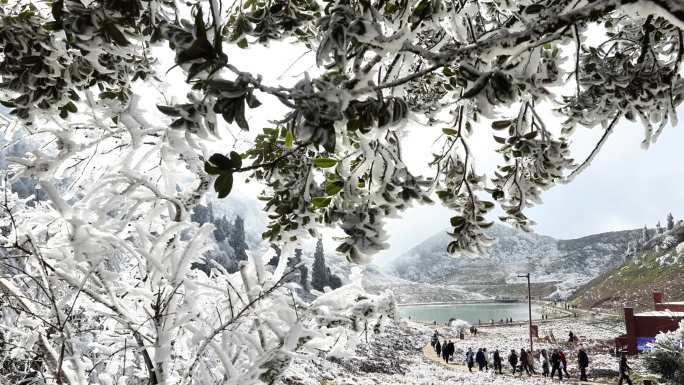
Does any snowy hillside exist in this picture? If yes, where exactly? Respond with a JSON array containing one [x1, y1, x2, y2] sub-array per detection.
[[385, 224, 641, 294], [572, 224, 684, 311]]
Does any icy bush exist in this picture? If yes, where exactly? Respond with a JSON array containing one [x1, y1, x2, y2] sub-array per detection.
[[644, 321, 684, 384], [662, 235, 679, 250]]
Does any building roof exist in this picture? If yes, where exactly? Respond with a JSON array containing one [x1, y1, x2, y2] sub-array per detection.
[[635, 311, 684, 317]]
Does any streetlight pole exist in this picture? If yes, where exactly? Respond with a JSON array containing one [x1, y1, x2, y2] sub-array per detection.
[[518, 273, 533, 352]]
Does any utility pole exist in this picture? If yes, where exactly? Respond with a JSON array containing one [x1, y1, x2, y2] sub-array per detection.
[[518, 273, 533, 352]]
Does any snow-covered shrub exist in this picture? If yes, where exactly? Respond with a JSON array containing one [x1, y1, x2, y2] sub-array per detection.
[[644, 321, 684, 384], [448, 319, 470, 332], [662, 235, 679, 250], [676, 242, 684, 256], [305, 268, 397, 360]]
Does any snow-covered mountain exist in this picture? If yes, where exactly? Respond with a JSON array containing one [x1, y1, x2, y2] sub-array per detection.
[[572, 224, 684, 310], [384, 224, 642, 292]]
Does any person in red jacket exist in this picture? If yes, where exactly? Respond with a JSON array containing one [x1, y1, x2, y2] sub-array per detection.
[[559, 350, 570, 377]]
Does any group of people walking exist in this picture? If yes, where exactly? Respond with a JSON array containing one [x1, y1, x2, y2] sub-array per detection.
[[430, 330, 641, 382], [433, 337, 456, 363]]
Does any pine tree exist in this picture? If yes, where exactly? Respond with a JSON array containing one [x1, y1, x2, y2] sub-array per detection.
[[214, 215, 231, 243], [311, 238, 328, 291], [657, 221, 664, 234], [288, 248, 302, 269], [667, 213, 675, 230], [326, 267, 343, 290], [299, 264, 309, 291], [190, 204, 211, 225], [642, 225, 649, 243], [229, 215, 249, 262]]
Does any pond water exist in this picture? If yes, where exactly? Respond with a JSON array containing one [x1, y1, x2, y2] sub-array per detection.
[[398, 302, 542, 324]]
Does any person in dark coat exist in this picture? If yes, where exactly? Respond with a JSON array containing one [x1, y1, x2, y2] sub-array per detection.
[[466, 348, 475, 372], [550, 349, 563, 380], [618, 352, 634, 385], [578, 347, 589, 381], [483, 348, 489, 371], [519, 348, 530, 375], [508, 349, 518, 374], [493, 349, 503, 374], [431, 331, 439, 348], [559, 349, 570, 377], [435, 340, 441, 356], [442, 340, 453, 363], [476, 348, 486, 371], [446, 340, 455, 363]]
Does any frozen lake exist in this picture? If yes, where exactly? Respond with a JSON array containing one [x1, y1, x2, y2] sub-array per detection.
[[398, 302, 542, 324]]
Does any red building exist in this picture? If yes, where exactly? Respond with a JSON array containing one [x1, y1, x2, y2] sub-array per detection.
[[615, 292, 684, 355]]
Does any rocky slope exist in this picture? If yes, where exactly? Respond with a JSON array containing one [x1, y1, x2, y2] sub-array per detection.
[[384, 224, 642, 298], [571, 225, 684, 311]]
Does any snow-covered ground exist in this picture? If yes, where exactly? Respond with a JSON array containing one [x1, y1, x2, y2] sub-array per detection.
[[280, 317, 645, 385]]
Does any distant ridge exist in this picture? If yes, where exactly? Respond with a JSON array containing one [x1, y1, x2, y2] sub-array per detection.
[[383, 223, 641, 298]]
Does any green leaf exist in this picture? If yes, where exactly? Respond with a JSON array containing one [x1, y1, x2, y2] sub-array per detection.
[[325, 180, 344, 196], [246, 93, 261, 108], [493, 135, 507, 144], [450, 216, 465, 227], [385, 1, 398, 13], [64, 101, 77, 113], [208, 153, 233, 170], [523, 131, 538, 139], [284, 130, 294, 148], [229, 151, 243, 169], [204, 161, 221, 175], [491, 120, 512, 130], [543, 43, 552, 50], [311, 196, 332, 208], [442, 128, 458, 136], [461, 73, 491, 99], [524, 4, 543, 14], [313, 157, 337, 168], [214, 173, 234, 198], [157, 105, 180, 116], [237, 37, 248, 49], [103, 21, 130, 46]]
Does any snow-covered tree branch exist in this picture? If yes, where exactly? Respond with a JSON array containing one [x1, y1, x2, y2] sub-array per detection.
[[0, 0, 683, 383]]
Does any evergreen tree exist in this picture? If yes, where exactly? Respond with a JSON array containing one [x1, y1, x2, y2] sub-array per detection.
[[229, 215, 249, 262], [642, 225, 649, 243], [311, 238, 328, 291], [667, 213, 675, 230], [288, 248, 303, 269], [329, 274, 343, 290], [657, 221, 664, 234], [299, 264, 309, 291], [190, 204, 212, 225], [326, 267, 343, 290]]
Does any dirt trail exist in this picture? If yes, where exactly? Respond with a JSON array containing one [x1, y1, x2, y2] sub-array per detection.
[[422, 343, 614, 385]]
